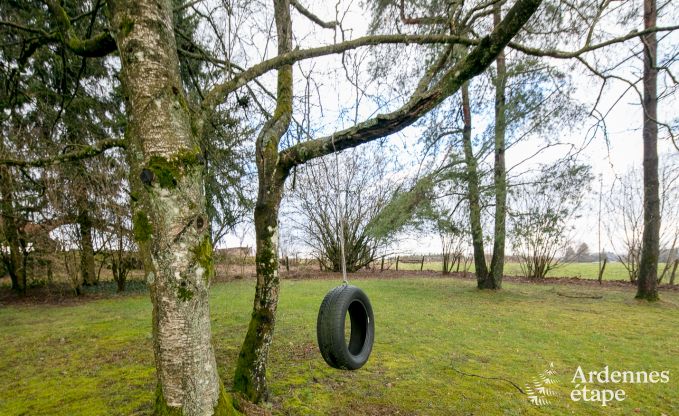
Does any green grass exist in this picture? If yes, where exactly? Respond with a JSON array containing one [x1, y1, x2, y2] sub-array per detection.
[[395, 261, 655, 281], [1, 278, 678, 415]]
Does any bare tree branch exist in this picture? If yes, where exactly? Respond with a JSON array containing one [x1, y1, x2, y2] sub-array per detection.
[[290, 0, 338, 29], [509, 24, 679, 59], [200, 32, 481, 116], [278, 0, 543, 172]]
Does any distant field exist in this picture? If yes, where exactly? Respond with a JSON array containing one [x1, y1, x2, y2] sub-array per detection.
[[393, 261, 667, 282]]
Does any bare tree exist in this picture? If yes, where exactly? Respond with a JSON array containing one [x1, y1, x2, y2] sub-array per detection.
[[288, 147, 393, 272], [605, 157, 679, 283], [509, 161, 593, 279]]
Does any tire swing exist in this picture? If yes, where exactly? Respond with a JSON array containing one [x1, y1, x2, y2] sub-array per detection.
[[316, 144, 375, 370], [317, 283, 374, 370]]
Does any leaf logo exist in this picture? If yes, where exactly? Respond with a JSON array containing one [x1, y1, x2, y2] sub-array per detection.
[[526, 362, 559, 406]]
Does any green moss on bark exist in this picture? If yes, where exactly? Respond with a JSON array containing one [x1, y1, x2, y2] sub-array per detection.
[[147, 156, 181, 189], [177, 286, 194, 301], [233, 308, 274, 402], [154, 382, 240, 415], [132, 211, 153, 242], [119, 17, 135, 37], [145, 151, 202, 189], [214, 382, 241, 416], [254, 233, 278, 279], [192, 235, 214, 283], [154, 384, 183, 416]]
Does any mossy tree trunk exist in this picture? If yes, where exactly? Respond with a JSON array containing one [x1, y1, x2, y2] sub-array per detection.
[[460, 82, 490, 285], [77, 207, 97, 286], [233, 179, 285, 402], [230, 0, 541, 404], [636, 0, 659, 301], [486, 5, 507, 290], [233, 0, 292, 403], [108, 0, 237, 414]]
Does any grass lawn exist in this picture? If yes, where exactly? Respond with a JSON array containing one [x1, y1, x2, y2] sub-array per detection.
[[1, 277, 677, 415], [395, 261, 655, 282]]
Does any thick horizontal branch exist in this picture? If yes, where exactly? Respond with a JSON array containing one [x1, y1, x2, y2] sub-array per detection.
[[279, 0, 542, 171], [201, 33, 480, 114], [509, 24, 679, 58], [0, 139, 127, 168]]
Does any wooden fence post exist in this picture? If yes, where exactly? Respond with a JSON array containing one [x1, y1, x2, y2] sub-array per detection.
[[420, 256, 425, 271]]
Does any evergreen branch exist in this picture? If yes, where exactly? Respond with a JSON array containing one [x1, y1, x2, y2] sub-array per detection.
[[0, 139, 127, 168]]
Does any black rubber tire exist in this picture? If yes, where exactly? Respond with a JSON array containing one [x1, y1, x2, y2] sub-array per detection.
[[316, 285, 374, 370]]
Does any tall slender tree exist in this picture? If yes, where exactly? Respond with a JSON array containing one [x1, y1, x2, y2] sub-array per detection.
[[486, 3, 508, 289], [637, 0, 660, 301]]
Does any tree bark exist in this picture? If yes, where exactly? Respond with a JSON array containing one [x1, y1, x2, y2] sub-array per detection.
[[77, 207, 97, 286], [487, 4, 507, 290], [461, 82, 489, 285], [0, 163, 26, 293], [669, 259, 678, 285], [233, 0, 292, 403], [636, 0, 659, 301], [108, 0, 236, 414], [233, 184, 284, 403]]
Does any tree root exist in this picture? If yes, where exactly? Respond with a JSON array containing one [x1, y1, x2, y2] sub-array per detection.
[[450, 366, 525, 394]]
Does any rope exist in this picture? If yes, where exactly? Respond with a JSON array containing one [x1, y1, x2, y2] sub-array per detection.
[[331, 135, 348, 285]]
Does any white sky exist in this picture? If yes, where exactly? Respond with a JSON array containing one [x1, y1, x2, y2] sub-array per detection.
[[218, 1, 679, 257]]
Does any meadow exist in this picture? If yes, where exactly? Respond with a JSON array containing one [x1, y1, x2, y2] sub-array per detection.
[[1, 276, 678, 415], [393, 260, 663, 282]]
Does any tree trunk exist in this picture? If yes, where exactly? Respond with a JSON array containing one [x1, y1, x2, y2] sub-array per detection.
[[636, 0, 659, 301], [77, 208, 97, 286], [108, 1, 236, 414], [0, 163, 26, 293], [233, 187, 283, 402], [461, 82, 489, 285], [598, 258, 607, 284], [487, 4, 507, 290], [234, 0, 292, 403], [669, 259, 678, 285]]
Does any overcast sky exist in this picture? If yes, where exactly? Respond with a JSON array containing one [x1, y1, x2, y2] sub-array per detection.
[[219, 1, 679, 257]]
